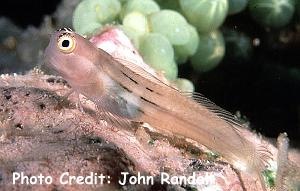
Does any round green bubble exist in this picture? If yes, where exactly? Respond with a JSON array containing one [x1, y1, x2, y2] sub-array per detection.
[[174, 24, 199, 64], [73, 20, 102, 36], [122, 12, 149, 48], [119, 25, 140, 48], [297, 0, 300, 18], [121, 0, 160, 19], [296, 0, 300, 17], [223, 28, 252, 62], [119, 0, 128, 4], [248, 0, 295, 28], [179, 0, 228, 33], [174, 78, 195, 92], [154, 0, 181, 11], [228, 0, 248, 15], [139, 33, 178, 80], [73, 0, 121, 35], [148, 10, 190, 45], [166, 60, 178, 81], [123, 12, 149, 37], [191, 30, 225, 73]]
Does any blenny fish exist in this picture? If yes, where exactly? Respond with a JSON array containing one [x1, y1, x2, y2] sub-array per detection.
[[44, 28, 271, 190]]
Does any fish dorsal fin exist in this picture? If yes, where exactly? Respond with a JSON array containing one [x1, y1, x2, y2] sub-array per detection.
[[182, 92, 244, 128]]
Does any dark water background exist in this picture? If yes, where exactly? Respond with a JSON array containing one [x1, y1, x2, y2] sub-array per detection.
[[1, 0, 299, 147]]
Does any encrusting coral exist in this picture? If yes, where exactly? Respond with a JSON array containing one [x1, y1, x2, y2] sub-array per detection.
[[0, 72, 299, 190], [0, 71, 276, 190]]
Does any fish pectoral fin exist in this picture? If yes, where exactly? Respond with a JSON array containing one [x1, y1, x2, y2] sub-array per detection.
[[96, 106, 137, 131]]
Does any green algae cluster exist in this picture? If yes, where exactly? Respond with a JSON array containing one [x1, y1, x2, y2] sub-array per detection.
[[72, 0, 298, 91]]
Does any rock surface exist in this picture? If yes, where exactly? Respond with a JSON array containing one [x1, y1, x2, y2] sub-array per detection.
[[0, 72, 299, 191]]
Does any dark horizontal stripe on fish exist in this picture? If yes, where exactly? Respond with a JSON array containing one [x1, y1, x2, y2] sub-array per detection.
[[140, 96, 159, 107], [121, 71, 138, 84], [118, 82, 132, 93]]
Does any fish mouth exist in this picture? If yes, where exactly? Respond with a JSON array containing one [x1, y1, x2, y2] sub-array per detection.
[[42, 60, 59, 76], [42, 48, 60, 76], [43, 46, 51, 66]]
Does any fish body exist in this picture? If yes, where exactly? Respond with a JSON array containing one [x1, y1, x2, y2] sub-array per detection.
[[44, 28, 271, 189]]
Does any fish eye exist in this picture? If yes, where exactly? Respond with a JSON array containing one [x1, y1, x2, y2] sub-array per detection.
[[57, 35, 76, 53]]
